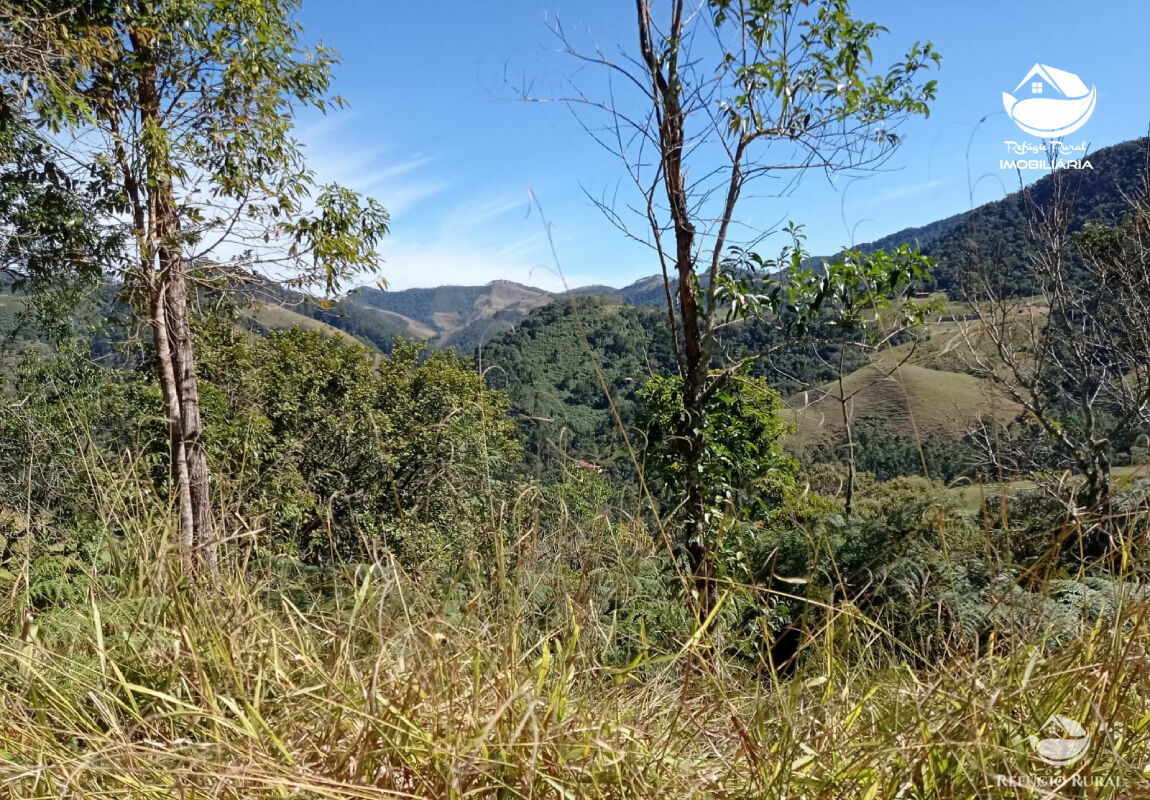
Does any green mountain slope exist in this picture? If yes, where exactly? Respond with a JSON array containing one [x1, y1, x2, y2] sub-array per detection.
[[479, 297, 676, 474], [817, 137, 1149, 293]]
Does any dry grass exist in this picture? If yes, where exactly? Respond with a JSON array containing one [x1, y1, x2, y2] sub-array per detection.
[[3, 521, 1150, 799], [785, 360, 1020, 448], [239, 302, 361, 341]]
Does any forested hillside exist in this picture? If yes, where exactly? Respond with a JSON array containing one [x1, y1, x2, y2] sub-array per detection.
[[479, 297, 674, 475], [814, 137, 1150, 292]]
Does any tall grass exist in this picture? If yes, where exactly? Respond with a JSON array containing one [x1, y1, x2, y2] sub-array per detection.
[[3, 499, 1150, 799]]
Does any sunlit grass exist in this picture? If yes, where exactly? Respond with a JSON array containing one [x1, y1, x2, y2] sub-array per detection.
[[3, 516, 1150, 799]]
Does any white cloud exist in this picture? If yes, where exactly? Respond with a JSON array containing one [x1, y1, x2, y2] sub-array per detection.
[[376, 231, 601, 291], [299, 116, 448, 217], [298, 118, 612, 292]]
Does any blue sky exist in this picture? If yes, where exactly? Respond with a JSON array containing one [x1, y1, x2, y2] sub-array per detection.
[[294, 1, 1150, 291]]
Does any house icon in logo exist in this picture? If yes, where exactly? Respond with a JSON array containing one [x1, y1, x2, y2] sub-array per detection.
[[1002, 64, 1096, 138]]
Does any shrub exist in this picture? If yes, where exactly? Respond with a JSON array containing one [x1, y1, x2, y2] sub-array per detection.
[[196, 322, 522, 572]]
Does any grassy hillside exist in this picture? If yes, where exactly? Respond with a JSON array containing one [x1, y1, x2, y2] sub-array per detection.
[[785, 360, 1021, 447], [238, 301, 360, 341]]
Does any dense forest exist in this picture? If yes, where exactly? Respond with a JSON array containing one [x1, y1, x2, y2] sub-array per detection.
[[1, 1, 1149, 798]]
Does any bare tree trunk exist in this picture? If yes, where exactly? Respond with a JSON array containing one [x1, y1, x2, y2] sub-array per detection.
[[838, 351, 856, 517], [109, 71, 200, 567]]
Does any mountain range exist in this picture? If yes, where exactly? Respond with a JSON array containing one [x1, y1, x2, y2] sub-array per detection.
[[261, 137, 1146, 354]]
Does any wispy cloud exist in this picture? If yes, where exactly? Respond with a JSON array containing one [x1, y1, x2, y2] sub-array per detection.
[[448, 193, 534, 232], [873, 179, 948, 203], [298, 118, 605, 291], [300, 116, 449, 216]]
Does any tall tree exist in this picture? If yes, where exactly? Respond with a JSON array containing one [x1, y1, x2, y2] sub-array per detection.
[[1, 0, 389, 571], [555, 0, 939, 616]]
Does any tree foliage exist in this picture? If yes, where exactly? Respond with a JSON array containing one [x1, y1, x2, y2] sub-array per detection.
[[1, 0, 389, 570], [196, 323, 521, 571], [637, 371, 796, 527]]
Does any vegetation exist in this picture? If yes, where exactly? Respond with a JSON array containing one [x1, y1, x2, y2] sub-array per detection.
[[3, 443, 1150, 797], [0, 0, 1148, 797], [967, 171, 1150, 526], [480, 297, 674, 477], [4, 0, 389, 570]]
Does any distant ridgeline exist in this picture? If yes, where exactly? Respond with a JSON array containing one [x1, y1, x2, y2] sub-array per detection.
[[297, 138, 1150, 355], [808, 137, 1149, 294], [3, 138, 1144, 362]]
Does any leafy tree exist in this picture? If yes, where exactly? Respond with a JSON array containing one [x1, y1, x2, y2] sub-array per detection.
[[554, 0, 940, 615], [0, 341, 161, 605], [637, 372, 796, 530], [2, 0, 389, 571], [0, 79, 122, 337], [776, 246, 936, 514], [0, 319, 521, 580]]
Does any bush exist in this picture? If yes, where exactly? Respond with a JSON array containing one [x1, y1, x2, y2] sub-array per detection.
[[196, 321, 522, 572]]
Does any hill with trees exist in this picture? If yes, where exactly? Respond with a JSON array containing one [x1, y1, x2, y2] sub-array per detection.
[[813, 137, 1149, 293]]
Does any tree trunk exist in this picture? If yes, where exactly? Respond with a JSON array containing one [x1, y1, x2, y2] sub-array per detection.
[[157, 201, 217, 573], [135, 31, 217, 574], [638, 0, 715, 620], [150, 282, 195, 562], [838, 354, 856, 517], [1079, 448, 1114, 562]]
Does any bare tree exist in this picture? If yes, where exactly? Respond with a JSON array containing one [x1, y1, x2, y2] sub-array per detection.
[[966, 153, 1150, 552]]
